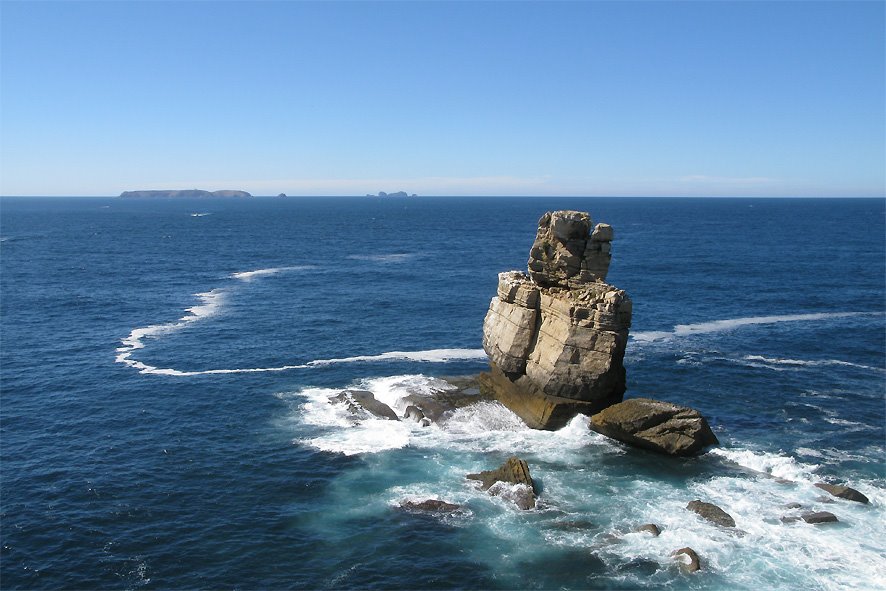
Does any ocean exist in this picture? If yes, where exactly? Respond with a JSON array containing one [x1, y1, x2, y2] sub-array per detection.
[[1, 196, 883, 590]]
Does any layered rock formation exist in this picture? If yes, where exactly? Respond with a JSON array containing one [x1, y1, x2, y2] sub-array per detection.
[[480, 211, 632, 429]]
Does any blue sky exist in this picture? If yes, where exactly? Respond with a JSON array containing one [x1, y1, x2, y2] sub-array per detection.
[[1, 1, 883, 197]]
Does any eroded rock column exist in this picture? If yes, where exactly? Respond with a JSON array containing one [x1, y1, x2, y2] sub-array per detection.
[[480, 210, 632, 429]]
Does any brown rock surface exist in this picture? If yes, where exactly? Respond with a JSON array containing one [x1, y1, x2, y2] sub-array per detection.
[[589, 398, 718, 456], [467, 456, 538, 509], [686, 500, 736, 527], [672, 547, 701, 573], [814, 482, 869, 504]]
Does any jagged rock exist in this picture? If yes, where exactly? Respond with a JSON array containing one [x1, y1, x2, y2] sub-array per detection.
[[527, 211, 613, 288], [589, 398, 718, 456], [802, 511, 838, 524], [635, 523, 661, 536], [399, 499, 461, 513], [784, 502, 803, 509], [467, 456, 537, 509], [329, 390, 398, 421], [672, 547, 701, 573], [481, 211, 632, 429], [399, 375, 493, 425], [814, 482, 869, 504], [686, 500, 735, 527]]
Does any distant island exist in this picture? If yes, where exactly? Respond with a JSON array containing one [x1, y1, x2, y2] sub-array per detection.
[[366, 191, 417, 198], [119, 189, 252, 199]]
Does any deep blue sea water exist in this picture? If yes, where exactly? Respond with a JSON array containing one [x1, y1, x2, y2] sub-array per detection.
[[1, 196, 884, 590]]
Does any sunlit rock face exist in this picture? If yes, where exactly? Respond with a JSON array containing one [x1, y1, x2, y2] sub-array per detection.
[[480, 211, 632, 430]]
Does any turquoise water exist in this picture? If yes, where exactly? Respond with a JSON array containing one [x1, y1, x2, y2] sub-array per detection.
[[2, 196, 884, 589]]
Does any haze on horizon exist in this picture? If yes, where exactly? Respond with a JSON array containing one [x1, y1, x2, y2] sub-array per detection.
[[1, 1, 883, 198]]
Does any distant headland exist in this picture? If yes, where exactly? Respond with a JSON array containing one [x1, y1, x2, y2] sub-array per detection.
[[366, 191, 417, 198], [119, 190, 252, 199]]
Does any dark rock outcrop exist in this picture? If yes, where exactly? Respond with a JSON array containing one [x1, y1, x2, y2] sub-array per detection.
[[589, 398, 718, 456], [119, 189, 251, 199], [481, 211, 632, 429], [467, 456, 538, 510], [814, 482, 869, 504], [686, 500, 735, 527], [672, 547, 701, 573], [329, 390, 399, 421], [399, 499, 461, 513]]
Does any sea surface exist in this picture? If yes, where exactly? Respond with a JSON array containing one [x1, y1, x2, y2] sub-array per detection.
[[1, 196, 884, 590]]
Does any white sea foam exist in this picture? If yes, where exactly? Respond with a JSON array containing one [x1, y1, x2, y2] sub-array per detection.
[[230, 266, 314, 281], [307, 349, 487, 367], [346, 253, 414, 263], [190, 212, 211, 217], [743, 354, 884, 372], [280, 372, 886, 590], [631, 311, 878, 343], [710, 447, 819, 482]]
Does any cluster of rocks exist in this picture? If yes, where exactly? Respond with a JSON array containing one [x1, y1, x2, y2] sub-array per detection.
[[327, 376, 492, 427]]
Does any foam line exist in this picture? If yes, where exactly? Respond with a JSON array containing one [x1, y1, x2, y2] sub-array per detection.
[[631, 311, 880, 343], [230, 266, 314, 281], [116, 271, 487, 376], [119, 349, 487, 377], [115, 289, 226, 373], [743, 355, 885, 372]]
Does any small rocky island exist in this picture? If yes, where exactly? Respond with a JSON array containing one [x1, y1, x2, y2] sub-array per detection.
[[480, 210, 718, 455], [119, 189, 252, 199], [366, 191, 417, 198]]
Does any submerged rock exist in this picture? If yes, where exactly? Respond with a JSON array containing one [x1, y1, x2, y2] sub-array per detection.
[[589, 398, 718, 456], [481, 211, 632, 429], [672, 547, 701, 573], [686, 500, 736, 528], [802, 511, 839, 524], [467, 456, 538, 510], [814, 482, 869, 504], [328, 390, 399, 421]]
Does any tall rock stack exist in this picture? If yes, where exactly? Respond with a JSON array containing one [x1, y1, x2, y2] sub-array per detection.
[[480, 211, 632, 430]]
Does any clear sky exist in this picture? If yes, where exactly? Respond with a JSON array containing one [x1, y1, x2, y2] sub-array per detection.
[[1, 0, 883, 197]]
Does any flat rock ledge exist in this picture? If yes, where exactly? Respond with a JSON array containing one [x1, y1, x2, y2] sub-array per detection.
[[589, 398, 719, 456], [482, 211, 632, 429], [467, 456, 538, 510]]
